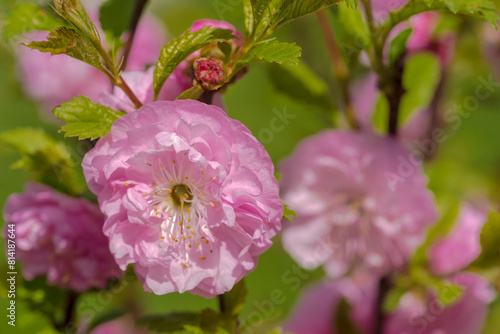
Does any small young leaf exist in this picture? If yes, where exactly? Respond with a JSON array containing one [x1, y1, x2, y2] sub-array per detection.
[[53, 0, 101, 40], [0, 128, 83, 195], [276, 0, 343, 27], [283, 203, 297, 224], [176, 85, 205, 101], [53, 96, 126, 140], [372, 93, 389, 134], [267, 62, 334, 111], [153, 26, 235, 99], [236, 40, 302, 71], [23, 27, 104, 71], [99, 0, 135, 41], [470, 211, 500, 269], [399, 52, 440, 126], [389, 28, 412, 65], [3, 3, 64, 40]]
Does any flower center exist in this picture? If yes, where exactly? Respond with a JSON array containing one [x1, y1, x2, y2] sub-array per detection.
[[171, 183, 193, 208]]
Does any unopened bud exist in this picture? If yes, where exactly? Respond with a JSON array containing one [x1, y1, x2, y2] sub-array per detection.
[[193, 57, 227, 90]]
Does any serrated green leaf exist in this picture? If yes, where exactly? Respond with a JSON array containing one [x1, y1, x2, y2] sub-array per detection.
[[283, 203, 297, 224], [99, 0, 135, 41], [399, 52, 440, 126], [52, 96, 126, 140], [2, 3, 64, 40], [267, 62, 334, 111], [383, 0, 498, 34], [137, 312, 201, 332], [86, 309, 126, 333], [471, 211, 500, 269], [0, 128, 83, 195], [53, 0, 101, 40], [389, 28, 412, 65], [153, 26, 236, 99], [334, 299, 362, 334], [276, 0, 343, 27], [23, 27, 104, 71], [236, 40, 301, 71]]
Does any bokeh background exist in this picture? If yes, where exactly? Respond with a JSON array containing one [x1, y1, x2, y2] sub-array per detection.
[[1, 0, 500, 333]]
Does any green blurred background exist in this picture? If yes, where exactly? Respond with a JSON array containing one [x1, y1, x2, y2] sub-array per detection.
[[1, 0, 500, 333]]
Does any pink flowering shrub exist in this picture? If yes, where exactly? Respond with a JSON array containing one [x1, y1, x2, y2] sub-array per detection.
[[279, 131, 437, 277], [82, 100, 282, 297], [17, 13, 166, 118], [3, 182, 121, 291]]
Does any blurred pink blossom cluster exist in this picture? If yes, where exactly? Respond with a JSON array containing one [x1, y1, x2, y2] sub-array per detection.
[[284, 204, 494, 334], [3, 182, 121, 291]]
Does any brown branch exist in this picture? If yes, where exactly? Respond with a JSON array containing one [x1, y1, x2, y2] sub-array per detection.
[[122, 0, 149, 70]]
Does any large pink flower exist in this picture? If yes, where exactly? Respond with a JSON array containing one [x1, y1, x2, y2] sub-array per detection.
[[2, 182, 121, 291], [279, 131, 437, 277], [17, 13, 166, 119], [82, 100, 282, 297]]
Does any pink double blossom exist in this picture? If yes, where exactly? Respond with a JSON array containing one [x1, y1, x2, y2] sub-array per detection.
[[82, 100, 282, 297], [279, 131, 437, 277], [3, 182, 121, 291]]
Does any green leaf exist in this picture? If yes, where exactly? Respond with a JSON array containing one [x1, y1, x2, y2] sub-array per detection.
[[471, 211, 500, 269], [389, 28, 412, 65], [0, 128, 83, 195], [86, 309, 126, 333], [236, 40, 301, 71], [153, 26, 236, 99], [2, 3, 64, 40], [410, 203, 461, 269], [334, 299, 362, 334], [372, 93, 389, 134], [482, 297, 500, 334], [383, 286, 407, 312], [399, 52, 440, 126], [276, 0, 344, 27], [247, 0, 342, 40], [99, 0, 135, 41], [437, 282, 463, 306], [137, 312, 201, 332], [267, 62, 334, 111], [329, 4, 370, 63], [383, 0, 499, 34], [23, 27, 104, 71], [283, 203, 297, 224], [53, 0, 102, 40], [176, 85, 205, 101], [344, 0, 359, 8], [52, 96, 126, 140]]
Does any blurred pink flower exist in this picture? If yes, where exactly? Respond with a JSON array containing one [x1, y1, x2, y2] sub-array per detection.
[[384, 272, 494, 334], [3, 182, 121, 291], [430, 204, 487, 275], [82, 100, 282, 297], [17, 13, 166, 119], [279, 131, 437, 277], [284, 274, 376, 334]]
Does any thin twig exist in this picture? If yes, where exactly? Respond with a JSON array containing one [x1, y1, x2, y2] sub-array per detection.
[[316, 10, 358, 129], [122, 0, 149, 70]]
